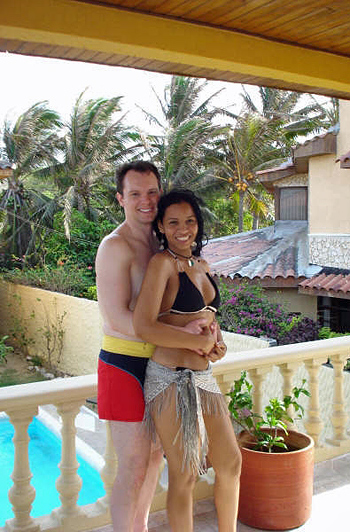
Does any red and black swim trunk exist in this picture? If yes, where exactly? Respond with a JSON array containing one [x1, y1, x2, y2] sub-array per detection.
[[97, 350, 149, 422]]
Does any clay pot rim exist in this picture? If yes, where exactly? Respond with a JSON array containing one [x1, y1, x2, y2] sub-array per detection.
[[238, 428, 314, 455]]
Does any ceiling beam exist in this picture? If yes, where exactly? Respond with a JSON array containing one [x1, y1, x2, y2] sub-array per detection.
[[2, 0, 350, 98]]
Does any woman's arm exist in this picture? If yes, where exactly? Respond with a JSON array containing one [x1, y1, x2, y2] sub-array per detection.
[[133, 254, 215, 354], [197, 259, 227, 362], [206, 320, 227, 363]]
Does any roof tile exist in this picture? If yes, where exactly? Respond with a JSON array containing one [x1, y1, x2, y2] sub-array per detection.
[[299, 273, 350, 295], [203, 221, 309, 282]]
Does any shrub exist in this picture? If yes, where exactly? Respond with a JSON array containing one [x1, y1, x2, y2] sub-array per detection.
[[2, 263, 95, 298], [0, 336, 14, 364], [41, 210, 115, 274], [318, 327, 350, 370], [86, 285, 97, 301], [218, 282, 319, 345], [318, 326, 350, 339]]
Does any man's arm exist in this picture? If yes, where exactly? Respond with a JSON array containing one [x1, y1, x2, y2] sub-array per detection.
[[96, 234, 136, 338]]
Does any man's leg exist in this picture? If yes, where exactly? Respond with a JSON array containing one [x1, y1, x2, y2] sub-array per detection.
[[134, 440, 163, 531], [110, 421, 156, 532]]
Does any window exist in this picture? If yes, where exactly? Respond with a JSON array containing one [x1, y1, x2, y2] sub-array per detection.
[[279, 187, 307, 220], [318, 296, 350, 333]]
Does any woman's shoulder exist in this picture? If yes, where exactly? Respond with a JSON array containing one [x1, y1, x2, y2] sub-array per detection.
[[149, 250, 176, 270], [197, 256, 210, 273]]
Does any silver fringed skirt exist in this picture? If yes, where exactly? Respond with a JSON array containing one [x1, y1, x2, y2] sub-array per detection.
[[144, 358, 228, 474]]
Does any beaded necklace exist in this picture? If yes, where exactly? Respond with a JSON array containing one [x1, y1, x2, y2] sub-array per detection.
[[167, 248, 195, 267]]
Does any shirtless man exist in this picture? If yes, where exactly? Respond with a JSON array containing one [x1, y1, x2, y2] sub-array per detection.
[[96, 161, 214, 532], [96, 161, 163, 532]]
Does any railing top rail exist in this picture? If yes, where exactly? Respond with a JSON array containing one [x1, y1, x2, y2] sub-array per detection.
[[0, 374, 97, 412], [213, 336, 350, 376], [1, 337, 350, 411]]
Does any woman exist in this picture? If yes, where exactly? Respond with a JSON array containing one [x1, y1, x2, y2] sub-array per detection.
[[133, 190, 241, 532]]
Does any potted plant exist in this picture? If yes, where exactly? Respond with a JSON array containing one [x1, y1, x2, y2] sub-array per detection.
[[228, 371, 314, 531]]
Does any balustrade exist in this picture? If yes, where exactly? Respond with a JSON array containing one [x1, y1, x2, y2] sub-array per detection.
[[304, 359, 324, 446], [6, 407, 40, 532], [329, 352, 350, 446], [53, 401, 84, 521], [0, 336, 349, 532]]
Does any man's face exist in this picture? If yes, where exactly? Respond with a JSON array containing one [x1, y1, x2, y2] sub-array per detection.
[[117, 170, 161, 224]]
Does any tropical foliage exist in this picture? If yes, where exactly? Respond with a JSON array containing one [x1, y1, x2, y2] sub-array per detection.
[[140, 76, 228, 193], [0, 76, 336, 273], [217, 282, 319, 345], [0, 102, 62, 263], [240, 86, 335, 151], [214, 113, 277, 231], [212, 86, 335, 232], [41, 92, 134, 238]]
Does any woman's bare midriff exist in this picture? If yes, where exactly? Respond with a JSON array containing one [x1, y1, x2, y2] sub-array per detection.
[[152, 310, 215, 370]]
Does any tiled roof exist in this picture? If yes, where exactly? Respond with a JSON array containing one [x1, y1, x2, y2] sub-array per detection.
[[293, 125, 339, 150], [299, 268, 350, 297], [256, 158, 294, 177], [257, 126, 339, 182], [336, 149, 350, 168], [203, 221, 314, 284]]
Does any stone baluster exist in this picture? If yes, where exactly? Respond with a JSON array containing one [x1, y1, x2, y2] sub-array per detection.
[[53, 401, 84, 520], [304, 358, 324, 447], [328, 353, 349, 446], [279, 363, 299, 429], [249, 367, 270, 416], [215, 373, 236, 401], [97, 421, 118, 511], [5, 407, 40, 532]]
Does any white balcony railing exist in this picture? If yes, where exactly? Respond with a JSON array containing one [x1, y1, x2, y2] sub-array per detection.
[[1, 335, 350, 532]]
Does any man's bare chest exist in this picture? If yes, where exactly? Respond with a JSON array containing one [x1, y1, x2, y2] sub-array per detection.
[[129, 251, 154, 308]]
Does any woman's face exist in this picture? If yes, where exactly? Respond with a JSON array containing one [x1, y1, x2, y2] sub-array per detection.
[[158, 201, 198, 253]]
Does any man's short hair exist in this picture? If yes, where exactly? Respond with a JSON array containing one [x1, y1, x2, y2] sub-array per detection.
[[116, 160, 162, 194]]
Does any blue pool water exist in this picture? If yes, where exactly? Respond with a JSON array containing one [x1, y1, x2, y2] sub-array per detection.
[[0, 416, 105, 525]]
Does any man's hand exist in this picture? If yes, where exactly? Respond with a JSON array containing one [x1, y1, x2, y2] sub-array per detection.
[[182, 318, 210, 335]]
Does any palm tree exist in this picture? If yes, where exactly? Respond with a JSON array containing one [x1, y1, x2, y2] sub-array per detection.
[[48, 92, 137, 237], [240, 86, 336, 151], [214, 87, 336, 233], [306, 96, 339, 128], [214, 112, 278, 232], [0, 102, 62, 264], [140, 76, 229, 193]]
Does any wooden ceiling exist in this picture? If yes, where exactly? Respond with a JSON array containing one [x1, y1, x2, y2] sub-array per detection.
[[2, 0, 350, 98]]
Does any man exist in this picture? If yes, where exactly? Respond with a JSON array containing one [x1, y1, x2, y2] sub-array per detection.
[[96, 161, 164, 532], [96, 160, 220, 531]]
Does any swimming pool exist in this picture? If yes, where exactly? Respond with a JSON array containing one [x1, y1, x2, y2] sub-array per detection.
[[0, 415, 105, 526]]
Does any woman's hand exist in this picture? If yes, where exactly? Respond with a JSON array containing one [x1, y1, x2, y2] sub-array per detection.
[[206, 340, 227, 363], [198, 331, 216, 355]]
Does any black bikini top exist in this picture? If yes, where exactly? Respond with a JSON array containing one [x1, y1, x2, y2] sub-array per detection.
[[159, 269, 221, 317]]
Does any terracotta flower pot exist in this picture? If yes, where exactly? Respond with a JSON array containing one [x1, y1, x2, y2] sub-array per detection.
[[237, 429, 314, 530]]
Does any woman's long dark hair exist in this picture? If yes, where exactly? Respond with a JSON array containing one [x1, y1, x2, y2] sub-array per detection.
[[153, 189, 205, 256]]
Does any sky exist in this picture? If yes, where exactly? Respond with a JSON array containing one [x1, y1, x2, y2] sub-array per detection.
[[0, 51, 247, 133]]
